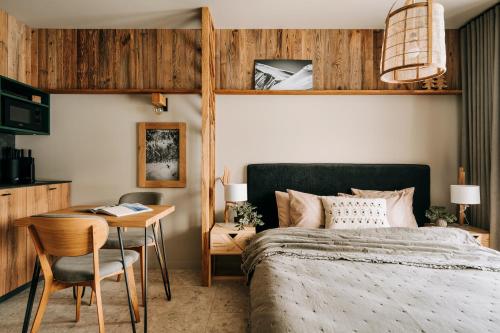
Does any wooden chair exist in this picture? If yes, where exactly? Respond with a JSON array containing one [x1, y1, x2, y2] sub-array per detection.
[[102, 192, 166, 305], [26, 214, 140, 333]]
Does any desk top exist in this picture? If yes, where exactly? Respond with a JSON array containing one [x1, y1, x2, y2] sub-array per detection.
[[15, 204, 175, 228]]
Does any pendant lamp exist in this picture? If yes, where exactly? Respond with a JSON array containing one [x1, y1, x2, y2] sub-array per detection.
[[380, 0, 446, 83]]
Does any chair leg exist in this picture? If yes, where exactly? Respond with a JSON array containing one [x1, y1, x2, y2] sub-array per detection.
[[93, 281, 105, 333], [139, 246, 145, 306], [75, 286, 82, 322], [125, 266, 140, 323], [30, 279, 52, 333], [89, 290, 95, 306]]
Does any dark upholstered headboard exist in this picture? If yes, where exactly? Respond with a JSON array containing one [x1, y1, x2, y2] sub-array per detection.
[[247, 163, 430, 231]]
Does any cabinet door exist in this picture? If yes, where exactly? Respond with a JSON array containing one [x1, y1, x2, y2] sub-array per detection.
[[25, 186, 49, 279], [47, 183, 71, 211], [0, 188, 27, 296]]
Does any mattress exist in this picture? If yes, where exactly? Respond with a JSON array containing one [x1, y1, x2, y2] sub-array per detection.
[[242, 227, 500, 333]]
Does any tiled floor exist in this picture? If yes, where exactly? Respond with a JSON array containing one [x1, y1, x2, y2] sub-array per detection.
[[0, 269, 249, 333]]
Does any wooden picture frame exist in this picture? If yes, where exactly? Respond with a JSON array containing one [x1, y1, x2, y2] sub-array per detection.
[[138, 122, 186, 188]]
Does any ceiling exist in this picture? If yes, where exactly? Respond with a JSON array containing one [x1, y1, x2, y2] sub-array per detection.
[[0, 0, 497, 29]]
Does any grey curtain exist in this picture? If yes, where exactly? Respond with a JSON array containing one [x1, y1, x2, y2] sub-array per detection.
[[460, 4, 500, 249]]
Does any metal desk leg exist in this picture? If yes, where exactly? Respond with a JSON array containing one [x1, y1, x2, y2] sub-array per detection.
[[152, 222, 170, 301], [144, 227, 148, 333], [117, 227, 137, 333], [158, 220, 172, 300], [22, 257, 41, 333]]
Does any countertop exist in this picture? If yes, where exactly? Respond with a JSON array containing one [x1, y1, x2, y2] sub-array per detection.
[[0, 180, 71, 190]]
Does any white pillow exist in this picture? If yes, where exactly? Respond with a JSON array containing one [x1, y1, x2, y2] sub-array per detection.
[[322, 196, 389, 229]]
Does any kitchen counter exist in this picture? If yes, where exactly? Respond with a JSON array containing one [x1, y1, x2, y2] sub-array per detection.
[[0, 180, 71, 190]]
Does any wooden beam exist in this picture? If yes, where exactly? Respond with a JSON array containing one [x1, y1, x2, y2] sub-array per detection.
[[214, 89, 463, 95], [201, 7, 216, 287], [44, 88, 200, 94]]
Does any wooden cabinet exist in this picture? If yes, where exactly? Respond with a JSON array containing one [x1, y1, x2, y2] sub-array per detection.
[[0, 182, 71, 298], [47, 183, 70, 211], [0, 188, 27, 295]]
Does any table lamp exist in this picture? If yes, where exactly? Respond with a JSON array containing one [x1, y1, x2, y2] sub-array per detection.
[[224, 183, 247, 222], [450, 185, 480, 225]]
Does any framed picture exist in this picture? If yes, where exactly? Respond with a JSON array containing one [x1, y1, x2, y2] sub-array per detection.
[[254, 59, 313, 90], [137, 122, 186, 188]]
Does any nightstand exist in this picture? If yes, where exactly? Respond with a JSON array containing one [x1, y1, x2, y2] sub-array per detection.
[[425, 223, 490, 248], [210, 223, 256, 279]]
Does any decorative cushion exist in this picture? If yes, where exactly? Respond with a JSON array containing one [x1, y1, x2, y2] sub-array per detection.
[[351, 187, 417, 228], [288, 190, 325, 228], [275, 191, 291, 227], [103, 228, 155, 249], [322, 196, 389, 229], [52, 249, 139, 283]]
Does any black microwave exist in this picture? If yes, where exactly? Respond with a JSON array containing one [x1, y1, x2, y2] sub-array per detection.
[[1, 95, 49, 133]]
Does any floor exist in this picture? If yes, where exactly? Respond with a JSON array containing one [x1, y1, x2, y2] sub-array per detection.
[[0, 269, 249, 333]]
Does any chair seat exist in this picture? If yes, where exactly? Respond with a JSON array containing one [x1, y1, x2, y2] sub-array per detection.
[[52, 249, 139, 283], [103, 228, 155, 249]]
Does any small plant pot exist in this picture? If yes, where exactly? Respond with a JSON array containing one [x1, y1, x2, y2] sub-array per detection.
[[435, 219, 448, 227]]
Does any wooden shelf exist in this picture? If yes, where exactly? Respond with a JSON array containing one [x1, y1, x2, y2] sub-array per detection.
[[45, 88, 201, 95], [215, 89, 463, 95]]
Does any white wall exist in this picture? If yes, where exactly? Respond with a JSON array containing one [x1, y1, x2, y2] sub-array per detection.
[[216, 95, 461, 217], [18, 93, 461, 268], [17, 94, 202, 268]]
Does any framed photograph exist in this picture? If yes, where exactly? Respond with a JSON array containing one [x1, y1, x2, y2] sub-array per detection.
[[254, 59, 313, 90], [138, 122, 186, 188]]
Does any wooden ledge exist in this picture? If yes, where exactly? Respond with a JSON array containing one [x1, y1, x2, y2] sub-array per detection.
[[45, 88, 201, 95], [215, 89, 462, 95]]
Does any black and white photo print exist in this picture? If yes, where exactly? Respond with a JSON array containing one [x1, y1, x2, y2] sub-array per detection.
[[254, 60, 313, 90], [138, 122, 186, 188], [146, 128, 180, 181]]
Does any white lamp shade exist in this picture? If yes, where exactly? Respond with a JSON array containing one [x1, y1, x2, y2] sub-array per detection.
[[450, 185, 480, 205], [224, 183, 247, 202], [380, 0, 446, 83]]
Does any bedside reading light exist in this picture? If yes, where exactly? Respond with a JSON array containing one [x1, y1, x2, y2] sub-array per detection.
[[217, 167, 248, 222], [450, 185, 480, 225]]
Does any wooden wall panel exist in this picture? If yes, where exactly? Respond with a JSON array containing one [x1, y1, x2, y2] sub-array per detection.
[[0, 10, 34, 85], [34, 28, 201, 90], [216, 29, 461, 90]]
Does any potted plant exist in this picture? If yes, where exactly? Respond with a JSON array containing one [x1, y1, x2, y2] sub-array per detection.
[[232, 202, 264, 230], [425, 206, 457, 227]]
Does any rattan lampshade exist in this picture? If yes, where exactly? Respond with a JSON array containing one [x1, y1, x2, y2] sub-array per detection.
[[380, 0, 446, 83]]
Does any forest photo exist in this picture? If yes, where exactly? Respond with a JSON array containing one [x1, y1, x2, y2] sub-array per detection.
[[146, 129, 180, 180]]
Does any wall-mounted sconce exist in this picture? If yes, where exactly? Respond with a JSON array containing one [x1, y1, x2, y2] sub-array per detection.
[[152, 93, 168, 114]]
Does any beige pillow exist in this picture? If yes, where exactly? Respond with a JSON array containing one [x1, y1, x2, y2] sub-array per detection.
[[287, 190, 324, 228], [322, 196, 389, 229], [351, 187, 417, 228], [275, 191, 291, 227], [338, 193, 356, 197]]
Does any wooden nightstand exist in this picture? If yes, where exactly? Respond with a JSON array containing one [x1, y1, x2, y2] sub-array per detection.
[[210, 223, 256, 279], [425, 223, 490, 248]]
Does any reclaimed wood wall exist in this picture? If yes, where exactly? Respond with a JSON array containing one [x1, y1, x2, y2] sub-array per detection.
[[0, 10, 35, 85], [216, 29, 461, 90], [32, 29, 201, 90], [1, 9, 461, 93]]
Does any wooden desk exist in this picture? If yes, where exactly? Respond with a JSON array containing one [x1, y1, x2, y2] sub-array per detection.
[[17, 204, 175, 333], [16, 205, 175, 228]]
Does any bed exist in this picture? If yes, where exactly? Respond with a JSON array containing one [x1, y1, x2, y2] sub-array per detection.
[[243, 163, 500, 333]]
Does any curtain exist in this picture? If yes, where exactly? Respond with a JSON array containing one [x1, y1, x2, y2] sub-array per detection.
[[460, 4, 500, 249]]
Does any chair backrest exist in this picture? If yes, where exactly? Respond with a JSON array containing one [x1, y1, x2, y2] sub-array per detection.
[[119, 192, 163, 205], [28, 214, 109, 257]]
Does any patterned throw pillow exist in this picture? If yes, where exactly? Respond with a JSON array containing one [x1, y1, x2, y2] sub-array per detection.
[[322, 196, 389, 229]]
